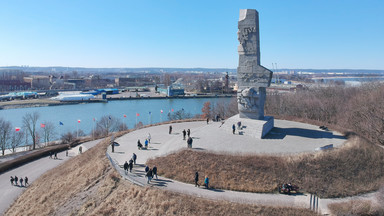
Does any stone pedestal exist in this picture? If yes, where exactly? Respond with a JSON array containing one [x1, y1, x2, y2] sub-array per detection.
[[223, 114, 274, 139]]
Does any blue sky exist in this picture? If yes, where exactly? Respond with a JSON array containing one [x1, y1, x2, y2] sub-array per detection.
[[0, 0, 383, 69]]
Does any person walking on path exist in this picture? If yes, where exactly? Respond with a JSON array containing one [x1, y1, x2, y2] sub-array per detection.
[[169, 125, 172, 134], [14, 176, 18, 186], [132, 153, 137, 165], [232, 124, 236, 134], [19, 177, 23, 187], [206, 118, 209, 124], [128, 159, 133, 172], [123, 161, 129, 174], [111, 142, 115, 153], [146, 169, 153, 184], [187, 129, 191, 137], [49, 151, 53, 159], [148, 133, 151, 143], [144, 139, 149, 149], [54, 152, 58, 159], [145, 165, 149, 173], [187, 137, 193, 148], [237, 121, 242, 130], [152, 166, 158, 179], [24, 176, 29, 186], [204, 176, 209, 189], [66, 149, 69, 157], [79, 146, 83, 154], [182, 129, 186, 140], [195, 172, 200, 187], [10, 176, 14, 186]]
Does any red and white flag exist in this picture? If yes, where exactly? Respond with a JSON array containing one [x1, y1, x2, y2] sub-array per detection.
[[78, 119, 81, 123], [40, 123, 45, 128], [136, 113, 140, 117], [15, 127, 20, 132]]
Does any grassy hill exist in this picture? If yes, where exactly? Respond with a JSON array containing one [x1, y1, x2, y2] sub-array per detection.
[[5, 137, 316, 216]]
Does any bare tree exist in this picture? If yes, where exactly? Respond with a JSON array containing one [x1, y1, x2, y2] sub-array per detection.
[[61, 131, 74, 144], [0, 118, 12, 155], [41, 121, 56, 146], [168, 109, 193, 121], [9, 130, 24, 153], [96, 116, 122, 136], [22, 112, 40, 150], [201, 102, 211, 119]]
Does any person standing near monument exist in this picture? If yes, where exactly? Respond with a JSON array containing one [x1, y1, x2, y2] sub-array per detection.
[[148, 133, 151, 143], [128, 159, 133, 172], [187, 137, 193, 148], [137, 139, 143, 149], [182, 129, 186, 140], [132, 153, 137, 165]]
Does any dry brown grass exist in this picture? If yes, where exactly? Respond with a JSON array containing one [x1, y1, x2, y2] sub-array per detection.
[[328, 199, 384, 216], [5, 132, 316, 216], [148, 136, 384, 198]]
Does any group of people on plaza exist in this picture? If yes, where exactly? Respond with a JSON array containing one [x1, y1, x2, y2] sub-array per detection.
[[137, 133, 151, 150], [48, 151, 59, 159], [10, 176, 29, 187], [182, 128, 193, 148], [144, 165, 158, 184], [123, 153, 136, 174], [232, 121, 242, 134]]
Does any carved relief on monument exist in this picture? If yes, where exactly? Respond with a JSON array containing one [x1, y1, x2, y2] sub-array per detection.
[[237, 87, 260, 110]]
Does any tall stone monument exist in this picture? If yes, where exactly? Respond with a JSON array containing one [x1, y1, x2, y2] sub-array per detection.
[[236, 9, 274, 138], [237, 9, 273, 120]]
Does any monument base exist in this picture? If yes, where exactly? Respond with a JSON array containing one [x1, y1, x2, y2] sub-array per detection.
[[222, 114, 274, 139]]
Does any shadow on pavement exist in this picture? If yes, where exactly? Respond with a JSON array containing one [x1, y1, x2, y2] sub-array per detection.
[[206, 187, 225, 192], [193, 148, 205, 150], [264, 127, 345, 140]]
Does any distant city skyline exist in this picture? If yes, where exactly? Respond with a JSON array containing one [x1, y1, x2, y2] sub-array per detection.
[[0, 0, 383, 70]]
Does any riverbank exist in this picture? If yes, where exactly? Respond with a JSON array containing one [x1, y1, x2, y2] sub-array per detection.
[[0, 94, 235, 110]]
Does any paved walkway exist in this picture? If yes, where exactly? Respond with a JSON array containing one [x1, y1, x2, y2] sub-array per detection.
[[0, 139, 101, 216], [108, 118, 352, 214]]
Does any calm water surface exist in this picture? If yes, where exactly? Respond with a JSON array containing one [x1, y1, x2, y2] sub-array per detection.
[[0, 97, 232, 138]]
